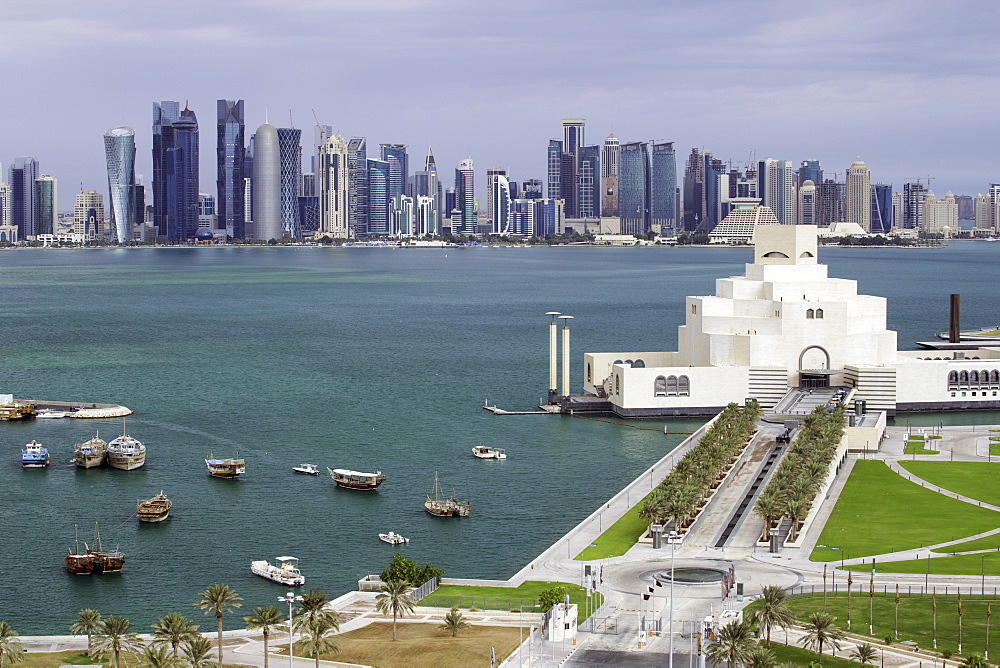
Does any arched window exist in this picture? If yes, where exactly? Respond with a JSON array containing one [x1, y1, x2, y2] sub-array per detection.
[[806, 309, 815, 319], [666, 375, 678, 395], [634, 359, 645, 368], [991, 370, 999, 385], [983, 371, 990, 387], [960, 370, 969, 386], [678, 375, 690, 396], [971, 371, 980, 384], [816, 308, 824, 319], [654, 376, 667, 397], [624, 359, 634, 367], [613, 359, 623, 366], [948, 370, 959, 388]]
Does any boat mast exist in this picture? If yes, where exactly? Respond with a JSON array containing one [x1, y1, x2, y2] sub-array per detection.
[[74, 524, 80, 553], [95, 522, 102, 551]]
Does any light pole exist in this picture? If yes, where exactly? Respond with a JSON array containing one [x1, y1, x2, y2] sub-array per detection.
[[278, 591, 303, 668], [669, 529, 679, 668]]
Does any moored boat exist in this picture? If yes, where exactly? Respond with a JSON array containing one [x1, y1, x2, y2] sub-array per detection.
[[472, 445, 507, 460], [136, 491, 172, 522], [206, 456, 245, 478], [250, 556, 304, 586], [292, 463, 320, 475], [36, 409, 70, 419], [107, 420, 145, 471], [21, 440, 50, 468], [65, 524, 125, 574], [327, 467, 385, 490], [74, 432, 107, 468], [424, 472, 471, 517], [378, 532, 410, 545]]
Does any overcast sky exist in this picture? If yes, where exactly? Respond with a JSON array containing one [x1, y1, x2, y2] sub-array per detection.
[[5, 0, 999, 210]]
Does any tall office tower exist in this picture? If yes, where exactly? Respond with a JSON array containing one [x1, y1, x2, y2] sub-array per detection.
[[277, 127, 302, 238], [618, 142, 650, 235], [892, 191, 903, 230], [559, 150, 578, 216], [522, 179, 543, 200], [577, 145, 600, 218], [444, 187, 456, 225], [563, 118, 585, 155], [509, 199, 534, 236], [133, 176, 147, 233], [313, 124, 331, 174], [650, 142, 677, 234], [152, 101, 180, 236], [9, 156, 39, 237], [798, 160, 822, 188], [922, 191, 958, 235], [844, 160, 872, 231], [216, 100, 245, 239], [389, 194, 413, 236], [454, 159, 476, 236], [411, 147, 440, 233], [366, 159, 390, 236], [414, 195, 436, 236], [104, 126, 136, 243], [485, 168, 508, 230], [682, 148, 705, 231], [33, 175, 57, 235], [0, 183, 9, 227], [380, 144, 408, 198], [347, 137, 367, 238], [816, 180, 846, 227], [251, 123, 281, 240], [954, 195, 974, 221], [975, 193, 993, 233], [798, 180, 817, 226], [197, 193, 216, 229], [534, 198, 563, 237], [871, 184, 893, 234], [74, 190, 104, 236], [301, 173, 317, 197], [703, 154, 727, 232], [902, 182, 927, 229], [318, 134, 349, 239], [757, 158, 795, 225], [488, 171, 511, 234], [601, 133, 620, 216], [989, 184, 1000, 233], [161, 103, 200, 240], [546, 139, 562, 200]]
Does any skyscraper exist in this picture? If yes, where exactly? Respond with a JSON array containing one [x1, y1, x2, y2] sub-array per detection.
[[152, 101, 180, 238], [389, 194, 413, 236], [33, 175, 57, 235], [577, 145, 600, 218], [318, 134, 349, 239], [414, 195, 436, 237], [216, 100, 245, 239], [798, 160, 823, 188], [902, 182, 927, 229], [411, 148, 440, 234], [277, 127, 302, 238], [757, 158, 794, 225], [817, 180, 846, 227], [454, 159, 476, 236], [845, 160, 871, 231], [922, 191, 958, 236], [547, 139, 562, 200], [975, 193, 993, 234], [486, 168, 508, 231], [155, 102, 200, 240], [104, 126, 136, 243], [488, 171, 511, 235], [9, 157, 39, 238], [798, 180, 817, 226], [871, 184, 893, 234], [703, 153, 726, 233], [618, 142, 650, 235], [682, 149, 705, 231], [347, 137, 367, 239], [601, 133, 620, 217], [251, 123, 281, 240], [0, 183, 10, 228], [367, 159, 390, 236], [562, 119, 585, 155], [380, 144, 408, 199], [650, 142, 677, 234], [74, 190, 104, 236]]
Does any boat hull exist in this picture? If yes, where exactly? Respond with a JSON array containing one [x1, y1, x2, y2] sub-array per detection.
[[334, 479, 382, 490], [250, 562, 304, 586], [75, 452, 105, 468], [108, 453, 145, 470], [21, 460, 50, 468], [138, 512, 170, 523]]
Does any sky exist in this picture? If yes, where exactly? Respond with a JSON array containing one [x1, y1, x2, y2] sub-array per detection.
[[4, 0, 1000, 211]]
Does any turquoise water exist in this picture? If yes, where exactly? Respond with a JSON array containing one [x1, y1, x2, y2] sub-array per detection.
[[0, 243, 997, 633]]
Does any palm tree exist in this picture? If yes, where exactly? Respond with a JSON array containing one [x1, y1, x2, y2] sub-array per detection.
[[745, 645, 777, 668], [705, 621, 755, 668], [193, 584, 242, 666], [137, 643, 184, 668], [244, 605, 283, 668], [440, 607, 470, 637], [962, 653, 989, 668], [182, 636, 215, 668], [0, 621, 24, 668], [151, 612, 200, 658], [746, 585, 795, 646], [295, 615, 340, 668], [754, 492, 784, 542], [69, 609, 102, 658], [375, 579, 416, 641], [850, 643, 877, 666], [91, 615, 145, 668], [798, 612, 845, 662]]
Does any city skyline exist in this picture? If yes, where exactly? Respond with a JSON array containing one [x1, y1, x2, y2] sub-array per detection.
[[3, 0, 999, 211]]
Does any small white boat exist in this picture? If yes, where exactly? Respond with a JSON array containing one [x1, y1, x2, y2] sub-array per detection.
[[36, 409, 70, 419], [292, 463, 320, 475], [472, 445, 507, 460], [250, 556, 304, 586], [378, 532, 410, 545]]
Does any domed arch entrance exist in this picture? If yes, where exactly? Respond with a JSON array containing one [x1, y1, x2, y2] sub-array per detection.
[[798, 345, 833, 389]]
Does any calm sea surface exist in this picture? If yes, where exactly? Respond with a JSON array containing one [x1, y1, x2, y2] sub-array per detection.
[[0, 242, 997, 633]]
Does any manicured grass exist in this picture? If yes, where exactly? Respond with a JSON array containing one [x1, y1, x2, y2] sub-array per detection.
[[992, 442, 1000, 456], [903, 441, 939, 455], [810, 461, 1000, 562], [19, 650, 102, 667], [574, 490, 653, 560], [320, 621, 522, 668], [768, 642, 861, 667], [785, 594, 1000, 658], [842, 551, 1000, 576], [932, 532, 1000, 554], [900, 462, 1000, 506], [422, 581, 601, 623]]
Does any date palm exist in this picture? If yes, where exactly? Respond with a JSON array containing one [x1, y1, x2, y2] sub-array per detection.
[[151, 612, 200, 658], [745, 645, 777, 668], [798, 612, 845, 662], [705, 621, 754, 668], [0, 621, 24, 668], [182, 636, 215, 668], [295, 615, 340, 668], [91, 615, 144, 668], [137, 643, 185, 668], [375, 579, 416, 641], [69, 609, 102, 658], [850, 643, 877, 666], [193, 584, 242, 666], [746, 585, 795, 646], [440, 607, 470, 637], [244, 605, 283, 668]]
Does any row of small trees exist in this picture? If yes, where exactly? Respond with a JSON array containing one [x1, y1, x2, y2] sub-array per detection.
[[640, 402, 762, 530], [755, 405, 846, 543]]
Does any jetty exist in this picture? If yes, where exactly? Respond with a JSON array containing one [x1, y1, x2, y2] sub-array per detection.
[[2, 399, 132, 420], [481, 403, 551, 415]]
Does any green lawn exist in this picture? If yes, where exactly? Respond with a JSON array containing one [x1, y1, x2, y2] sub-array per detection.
[[842, 551, 1000, 576], [574, 490, 653, 560], [903, 441, 939, 455], [932, 532, 1000, 554], [768, 642, 861, 667], [900, 461, 1000, 506], [421, 581, 601, 623], [810, 461, 1000, 562], [785, 594, 1000, 658], [18, 650, 102, 667], [992, 442, 1000, 456]]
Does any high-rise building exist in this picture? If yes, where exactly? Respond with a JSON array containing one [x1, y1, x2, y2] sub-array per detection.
[[347, 138, 367, 239], [216, 100, 245, 239], [757, 158, 794, 225], [74, 190, 104, 237], [411, 148, 440, 234], [158, 102, 200, 240], [251, 123, 281, 240], [871, 184, 893, 234], [618, 142, 650, 235], [922, 191, 958, 235], [380, 144, 408, 199], [366, 159, 390, 236], [845, 160, 871, 232], [563, 118, 585, 155], [703, 153, 727, 233], [798, 160, 822, 188], [577, 145, 600, 218], [601, 133, 620, 217], [277, 127, 302, 238], [546, 139, 562, 200], [318, 134, 349, 239], [488, 171, 511, 235], [988, 184, 1000, 233], [817, 180, 845, 227], [9, 156, 39, 238], [954, 195, 974, 221], [798, 180, 817, 226], [104, 126, 136, 243], [682, 149, 705, 231], [902, 182, 927, 229], [892, 191, 903, 230], [389, 194, 413, 236], [0, 183, 10, 228], [33, 175, 57, 235], [522, 179, 543, 200], [414, 195, 436, 237], [152, 101, 180, 237], [486, 168, 508, 231], [974, 193, 993, 233], [454, 159, 476, 236], [650, 142, 677, 234]]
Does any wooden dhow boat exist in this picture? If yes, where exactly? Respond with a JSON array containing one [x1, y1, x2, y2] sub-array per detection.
[[65, 524, 125, 574], [205, 456, 245, 479], [107, 419, 145, 471], [327, 467, 385, 490], [73, 432, 107, 468], [424, 472, 471, 517], [136, 491, 172, 522]]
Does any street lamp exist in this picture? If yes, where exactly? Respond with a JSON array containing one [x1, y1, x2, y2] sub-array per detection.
[[278, 591, 304, 668], [668, 529, 679, 668]]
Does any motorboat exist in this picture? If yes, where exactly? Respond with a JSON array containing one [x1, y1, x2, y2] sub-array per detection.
[[292, 463, 320, 475], [21, 440, 50, 468], [378, 532, 410, 545], [36, 409, 70, 419], [327, 467, 385, 490], [206, 456, 245, 479], [472, 445, 507, 460], [250, 556, 304, 586]]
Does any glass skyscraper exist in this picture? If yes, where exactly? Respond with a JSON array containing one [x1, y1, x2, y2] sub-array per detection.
[[618, 142, 650, 235], [454, 159, 476, 236], [104, 126, 136, 243], [8, 156, 39, 238], [367, 159, 390, 236], [650, 142, 677, 234], [872, 183, 893, 234], [277, 127, 302, 238], [216, 100, 245, 239], [152, 101, 180, 238], [347, 138, 368, 238], [166, 104, 200, 240], [380, 144, 408, 199], [33, 175, 57, 236], [577, 145, 600, 218]]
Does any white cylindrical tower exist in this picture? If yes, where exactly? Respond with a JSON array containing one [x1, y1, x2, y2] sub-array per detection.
[[559, 316, 574, 397], [252, 123, 282, 240], [546, 312, 560, 400]]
